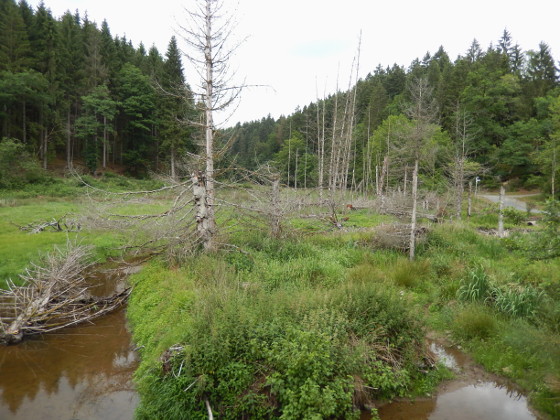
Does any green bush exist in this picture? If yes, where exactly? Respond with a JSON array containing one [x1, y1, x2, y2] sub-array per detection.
[[0, 138, 51, 189], [130, 251, 427, 419], [503, 207, 526, 225], [526, 199, 560, 259]]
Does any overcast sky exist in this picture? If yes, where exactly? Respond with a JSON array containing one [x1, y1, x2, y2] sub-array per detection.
[[28, 0, 560, 126]]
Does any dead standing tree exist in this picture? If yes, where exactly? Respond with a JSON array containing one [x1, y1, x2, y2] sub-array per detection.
[[404, 77, 438, 260], [180, 0, 244, 251]]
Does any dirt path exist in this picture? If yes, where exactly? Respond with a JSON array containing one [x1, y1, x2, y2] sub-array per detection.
[[479, 193, 541, 213]]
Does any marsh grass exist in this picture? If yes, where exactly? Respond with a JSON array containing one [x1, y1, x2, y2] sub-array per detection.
[[457, 265, 491, 302], [0, 195, 128, 287], [451, 304, 497, 340]]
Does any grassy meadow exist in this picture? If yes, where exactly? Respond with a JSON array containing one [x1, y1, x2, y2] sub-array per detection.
[[1, 177, 559, 418]]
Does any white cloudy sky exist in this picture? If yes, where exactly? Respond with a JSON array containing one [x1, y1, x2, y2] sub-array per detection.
[[28, 0, 560, 126]]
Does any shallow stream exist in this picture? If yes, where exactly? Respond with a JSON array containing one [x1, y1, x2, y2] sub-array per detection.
[[0, 267, 540, 419], [366, 340, 539, 420], [0, 264, 139, 420]]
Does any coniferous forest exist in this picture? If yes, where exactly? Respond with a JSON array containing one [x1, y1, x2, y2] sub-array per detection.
[[1, 0, 559, 195], [0, 0, 195, 180]]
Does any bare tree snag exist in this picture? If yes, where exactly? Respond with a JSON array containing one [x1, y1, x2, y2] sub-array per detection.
[[378, 155, 389, 196], [409, 160, 419, 261], [270, 174, 282, 237], [498, 184, 505, 238], [180, 0, 243, 252], [192, 171, 213, 249]]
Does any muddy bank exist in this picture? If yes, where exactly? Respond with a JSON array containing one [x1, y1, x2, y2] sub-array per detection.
[[363, 338, 540, 420]]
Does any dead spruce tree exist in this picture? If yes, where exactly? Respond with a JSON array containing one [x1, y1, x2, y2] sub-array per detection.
[[180, 0, 243, 251], [449, 105, 480, 220], [0, 243, 130, 345], [405, 77, 438, 260]]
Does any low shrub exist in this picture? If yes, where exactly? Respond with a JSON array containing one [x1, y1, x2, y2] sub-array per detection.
[[131, 252, 427, 419]]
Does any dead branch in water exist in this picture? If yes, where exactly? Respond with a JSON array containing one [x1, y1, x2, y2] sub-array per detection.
[[0, 243, 130, 345]]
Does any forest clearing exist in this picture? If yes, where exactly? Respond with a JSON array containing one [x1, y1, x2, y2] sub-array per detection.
[[2, 0, 560, 418], [0, 176, 559, 419]]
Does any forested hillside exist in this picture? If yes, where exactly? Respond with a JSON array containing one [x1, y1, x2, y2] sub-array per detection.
[[1, 0, 559, 196], [0, 0, 196, 179], [229, 34, 560, 195]]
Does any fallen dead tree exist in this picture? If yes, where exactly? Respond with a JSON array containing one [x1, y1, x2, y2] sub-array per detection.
[[367, 223, 429, 252], [11, 215, 81, 234], [0, 243, 130, 345]]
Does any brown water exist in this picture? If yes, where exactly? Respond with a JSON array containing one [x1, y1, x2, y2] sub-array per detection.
[[365, 340, 539, 420], [0, 265, 139, 420]]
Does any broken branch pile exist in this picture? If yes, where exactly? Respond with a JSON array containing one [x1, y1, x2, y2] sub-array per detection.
[[0, 243, 130, 345], [12, 215, 81, 234]]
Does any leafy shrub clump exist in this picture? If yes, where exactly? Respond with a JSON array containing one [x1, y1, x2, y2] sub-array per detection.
[[0, 138, 52, 189], [131, 253, 427, 420], [519, 199, 560, 260]]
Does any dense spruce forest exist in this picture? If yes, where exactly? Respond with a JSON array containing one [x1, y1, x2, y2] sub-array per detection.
[[0, 0, 196, 181], [1, 0, 559, 196]]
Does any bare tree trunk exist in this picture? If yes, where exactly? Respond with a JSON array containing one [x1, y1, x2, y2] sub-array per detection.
[[378, 155, 389, 196], [192, 171, 212, 247], [102, 115, 107, 169], [318, 92, 326, 200], [454, 155, 465, 220], [202, 0, 217, 250], [170, 146, 177, 181], [375, 165, 379, 196], [409, 159, 419, 261], [498, 184, 505, 238], [467, 180, 473, 217], [294, 149, 298, 189], [270, 174, 281, 237]]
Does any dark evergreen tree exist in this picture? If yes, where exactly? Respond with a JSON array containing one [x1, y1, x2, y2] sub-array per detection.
[[0, 0, 32, 72]]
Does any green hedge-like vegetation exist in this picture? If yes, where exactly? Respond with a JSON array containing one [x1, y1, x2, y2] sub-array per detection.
[[128, 236, 440, 419]]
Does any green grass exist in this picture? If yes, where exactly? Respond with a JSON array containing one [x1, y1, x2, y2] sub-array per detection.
[[0, 195, 132, 288], [124, 192, 559, 418], [128, 231, 437, 419], [4, 179, 557, 418]]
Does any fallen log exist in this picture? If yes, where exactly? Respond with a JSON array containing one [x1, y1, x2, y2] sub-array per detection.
[[0, 243, 131, 345], [11, 215, 81, 234]]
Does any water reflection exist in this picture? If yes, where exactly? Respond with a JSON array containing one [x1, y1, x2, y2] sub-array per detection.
[[373, 341, 537, 420], [0, 309, 138, 420]]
